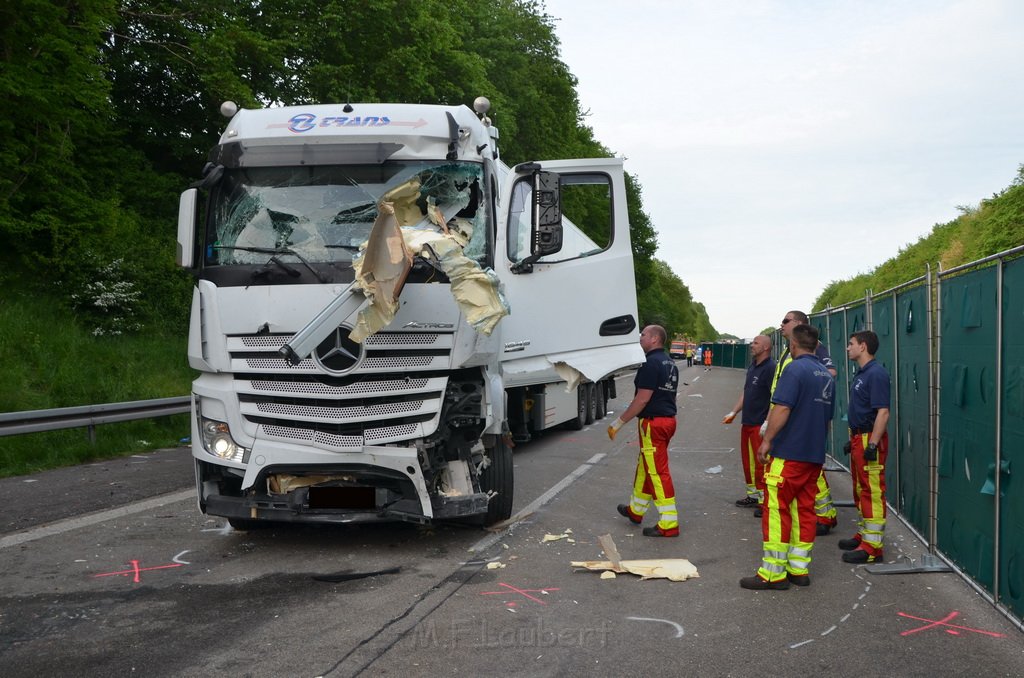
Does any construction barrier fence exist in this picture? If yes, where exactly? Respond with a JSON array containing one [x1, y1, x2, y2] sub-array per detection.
[[760, 245, 1024, 627]]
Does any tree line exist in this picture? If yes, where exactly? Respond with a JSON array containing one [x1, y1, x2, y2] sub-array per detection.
[[0, 0, 715, 341], [813, 166, 1024, 310]]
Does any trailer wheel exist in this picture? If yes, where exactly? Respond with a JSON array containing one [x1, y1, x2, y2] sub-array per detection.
[[481, 438, 514, 525], [595, 381, 607, 419], [567, 384, 586, 430], [585, 382, 597, 424]]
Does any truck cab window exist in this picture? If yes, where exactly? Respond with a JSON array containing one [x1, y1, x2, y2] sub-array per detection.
[[507, 173, 612, 264], [205, 161, 489, 267]]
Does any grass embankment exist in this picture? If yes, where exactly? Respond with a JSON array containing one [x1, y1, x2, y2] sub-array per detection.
[[0, 285, 194, 477]]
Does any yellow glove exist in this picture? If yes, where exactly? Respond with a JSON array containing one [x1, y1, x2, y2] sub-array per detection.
[[607, 417, 625, 440], [722, 411, 737, 424]]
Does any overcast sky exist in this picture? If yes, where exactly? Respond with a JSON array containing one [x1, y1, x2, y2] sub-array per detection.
[[542, 0, 1024, 338]]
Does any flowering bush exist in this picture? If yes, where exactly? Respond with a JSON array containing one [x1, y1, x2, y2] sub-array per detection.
[[69, 256, 143, 336]]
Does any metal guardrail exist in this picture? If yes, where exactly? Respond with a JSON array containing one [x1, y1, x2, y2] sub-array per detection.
[[0, 397, 191, 441]]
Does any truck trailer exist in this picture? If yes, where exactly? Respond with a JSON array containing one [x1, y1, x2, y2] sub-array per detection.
[[176, 97, 643, 528]]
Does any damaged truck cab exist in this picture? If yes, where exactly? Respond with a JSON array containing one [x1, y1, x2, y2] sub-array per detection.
[[177, 98, 642, 528]]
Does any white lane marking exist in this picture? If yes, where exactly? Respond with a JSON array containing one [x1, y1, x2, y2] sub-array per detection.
[[626, 616, 685, 638], [0, 488, 195, 550], [791, 569, 873, 649], [172, 550, 192, 564], [469, 453, 607, 553]]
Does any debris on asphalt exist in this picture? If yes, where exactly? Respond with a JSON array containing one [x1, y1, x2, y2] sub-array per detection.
[[573, 534, 698, 581], [542, 533, 570, 543], [572, 558, 699, 581]]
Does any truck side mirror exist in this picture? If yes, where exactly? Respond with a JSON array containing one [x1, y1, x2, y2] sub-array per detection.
[[532, 170, 562, 257], [177, 188, 198, 269]]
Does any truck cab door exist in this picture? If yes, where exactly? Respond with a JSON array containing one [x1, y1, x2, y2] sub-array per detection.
[[495, 158, 641, 384]]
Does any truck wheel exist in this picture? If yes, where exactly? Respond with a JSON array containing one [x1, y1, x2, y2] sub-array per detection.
[[567, 384, 586, 430], [481, 438, 514, 525], [585, 382, 597, 424], [595, 381, 607, 419]]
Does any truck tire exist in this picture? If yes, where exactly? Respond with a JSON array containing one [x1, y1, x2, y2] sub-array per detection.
[[585, 382, 597, 424], [595, 381, 607, 419], [567, 384, 586, 430], [481, 438, 514, 525]]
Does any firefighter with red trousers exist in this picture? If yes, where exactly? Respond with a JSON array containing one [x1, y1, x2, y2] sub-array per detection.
[[741, 323, 834, 589], [608, 324, 681, 537], [840, 330, 891, 564]]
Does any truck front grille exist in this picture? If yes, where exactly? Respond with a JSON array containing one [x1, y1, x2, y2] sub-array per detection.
[[228, 331, 453, 449]]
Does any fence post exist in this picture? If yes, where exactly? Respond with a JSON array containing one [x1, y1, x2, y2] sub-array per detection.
[[994, 257, 1004, 601]]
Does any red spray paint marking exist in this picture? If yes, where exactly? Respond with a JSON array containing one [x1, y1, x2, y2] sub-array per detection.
[[480, 582, 560, 606], [898, 611, 1006, 638], [93, 560, 184, 584]]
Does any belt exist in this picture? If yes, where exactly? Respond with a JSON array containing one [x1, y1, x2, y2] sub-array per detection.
[[849, 427, 872, 435]]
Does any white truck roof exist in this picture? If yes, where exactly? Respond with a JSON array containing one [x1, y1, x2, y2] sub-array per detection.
[[219, 103, 494, 163]]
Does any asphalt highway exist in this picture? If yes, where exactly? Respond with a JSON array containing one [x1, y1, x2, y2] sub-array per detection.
[[1, 363, 1021, 677]]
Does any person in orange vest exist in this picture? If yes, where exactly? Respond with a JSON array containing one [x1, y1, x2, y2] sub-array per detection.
[[741, 323, 835, 589], [607, 325, 681, 537], [839, 330, 891, 564], [703, 346, 712, 369]]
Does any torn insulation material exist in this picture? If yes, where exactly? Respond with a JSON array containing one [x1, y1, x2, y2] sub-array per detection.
[[349, 201, 413, 343], [542, 533, 570, 543], [350, 172, 508, 342], [571, 559, 700, 582]]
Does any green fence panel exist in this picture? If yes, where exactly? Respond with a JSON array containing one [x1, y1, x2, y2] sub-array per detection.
[[871, 294, 899, 510], [999, 258, 1024, 618], [729, 343, 749, 369], [827, 310, 850, 457], [893, 284, 930, 536], [938, 266, 998, 592], [706, 343, 749, 369]]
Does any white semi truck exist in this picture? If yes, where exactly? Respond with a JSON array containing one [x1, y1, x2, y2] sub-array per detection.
[[176, 98, 643, 528]]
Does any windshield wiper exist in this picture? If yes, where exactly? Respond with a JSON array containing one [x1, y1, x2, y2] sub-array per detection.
[[212, 245, 328, 284], [254, 255, 300, 279]]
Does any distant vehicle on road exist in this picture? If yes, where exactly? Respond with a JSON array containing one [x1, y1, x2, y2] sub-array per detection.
[[670, 341, 687, 359]]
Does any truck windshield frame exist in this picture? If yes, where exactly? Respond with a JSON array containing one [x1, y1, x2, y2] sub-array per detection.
[[203, 160, 490, 269]]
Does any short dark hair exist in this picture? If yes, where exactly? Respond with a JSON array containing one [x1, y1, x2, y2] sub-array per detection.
[[791, 323, 819, 351], [788, 310, 810, 324], [645, 325, 667, 346], [850, 330, 879, 355]]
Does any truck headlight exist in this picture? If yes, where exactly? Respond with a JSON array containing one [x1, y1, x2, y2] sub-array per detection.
[[200, 417, 248, 463]]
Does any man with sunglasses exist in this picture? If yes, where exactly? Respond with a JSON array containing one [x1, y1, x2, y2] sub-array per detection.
[[767, 310, 839, 535]]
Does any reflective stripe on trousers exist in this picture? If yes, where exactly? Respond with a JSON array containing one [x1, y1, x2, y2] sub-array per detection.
[[851, 432, 888, 554], [758, 457, 821, 581], [740, 424, 765, 500], [814, 470, 836, 523], [629, 417, 678, 532]]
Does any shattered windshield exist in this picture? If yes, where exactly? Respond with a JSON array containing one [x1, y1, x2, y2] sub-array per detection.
[[205, 161, 488, 266]]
